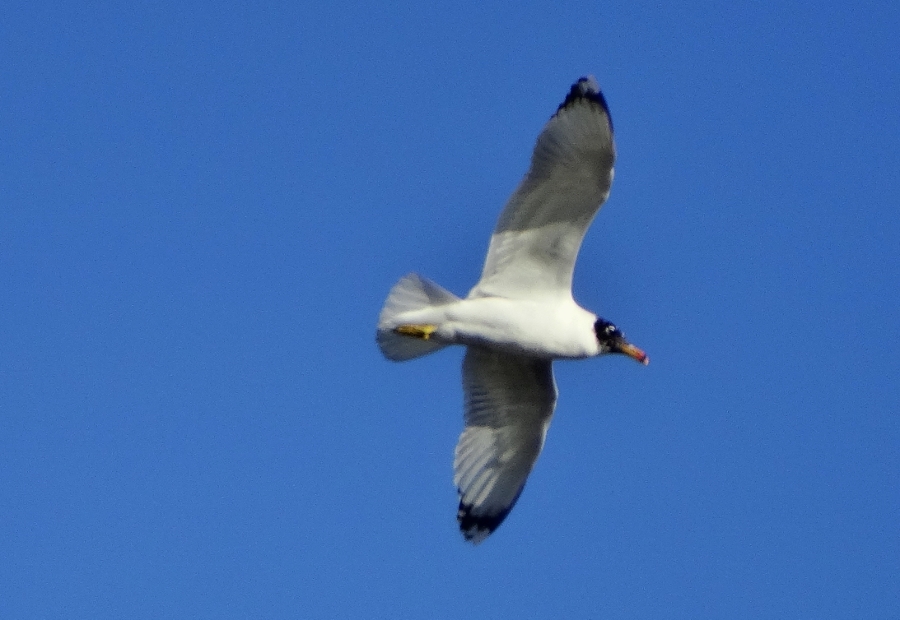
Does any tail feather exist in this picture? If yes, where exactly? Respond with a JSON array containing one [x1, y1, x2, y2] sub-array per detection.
[[376, 273, 459, 361]]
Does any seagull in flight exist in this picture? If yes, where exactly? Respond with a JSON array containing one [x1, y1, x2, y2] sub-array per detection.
[[376, 76, 648, 544]]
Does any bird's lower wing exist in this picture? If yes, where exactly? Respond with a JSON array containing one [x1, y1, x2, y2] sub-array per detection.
[[470, 76, 615, 300], [454, 347, 557, 543]]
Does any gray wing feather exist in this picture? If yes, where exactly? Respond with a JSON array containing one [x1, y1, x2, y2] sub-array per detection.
[[454, 346, 557, 543], [470, 76, 616, 299]]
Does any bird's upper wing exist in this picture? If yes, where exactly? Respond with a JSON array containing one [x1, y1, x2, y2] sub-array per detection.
[[469, 76, 616, 300], [454, 346, 557, 543]]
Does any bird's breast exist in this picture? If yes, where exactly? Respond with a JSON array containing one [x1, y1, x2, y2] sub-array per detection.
[[441, 297, 597, 359]]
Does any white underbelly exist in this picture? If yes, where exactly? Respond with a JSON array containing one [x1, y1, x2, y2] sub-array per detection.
[[440, 297, 596, 359]]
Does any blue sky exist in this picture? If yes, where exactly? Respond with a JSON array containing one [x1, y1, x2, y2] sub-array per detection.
[[2, 1, 898, 617]]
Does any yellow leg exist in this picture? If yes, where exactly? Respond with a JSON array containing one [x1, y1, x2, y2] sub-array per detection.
[[394, 324, 438, 340]]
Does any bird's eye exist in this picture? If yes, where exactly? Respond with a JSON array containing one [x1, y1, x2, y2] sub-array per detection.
[[594, 319, 621, 343]]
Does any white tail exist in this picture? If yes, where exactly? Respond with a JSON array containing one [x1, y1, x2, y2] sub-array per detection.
[[376, 273, 459, 361]]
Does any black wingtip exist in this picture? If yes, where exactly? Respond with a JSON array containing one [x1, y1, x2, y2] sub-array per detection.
[[457, 501, 514, 544], [456, 480, 527, 544], [555, 76, 613, 132]]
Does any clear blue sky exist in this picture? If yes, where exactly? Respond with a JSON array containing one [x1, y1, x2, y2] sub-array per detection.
[[2, 2, 898, 618]]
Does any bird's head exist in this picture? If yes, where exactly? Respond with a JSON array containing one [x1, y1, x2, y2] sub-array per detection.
[[593, 319, 649, 365]]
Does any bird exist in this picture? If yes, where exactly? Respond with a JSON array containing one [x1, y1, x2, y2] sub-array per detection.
[[376, 76, 648, 544]]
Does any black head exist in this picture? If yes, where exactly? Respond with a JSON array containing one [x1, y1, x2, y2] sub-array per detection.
[[594, 319, 623, 349], [593, 318, 649, 365]]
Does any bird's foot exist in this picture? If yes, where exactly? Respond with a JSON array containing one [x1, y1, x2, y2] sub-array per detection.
[[394, 324, 438, 340]]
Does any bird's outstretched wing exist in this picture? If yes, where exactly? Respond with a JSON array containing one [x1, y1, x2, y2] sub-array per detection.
[[469, 76, 616, 300], [454, 346, 557, 543]]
